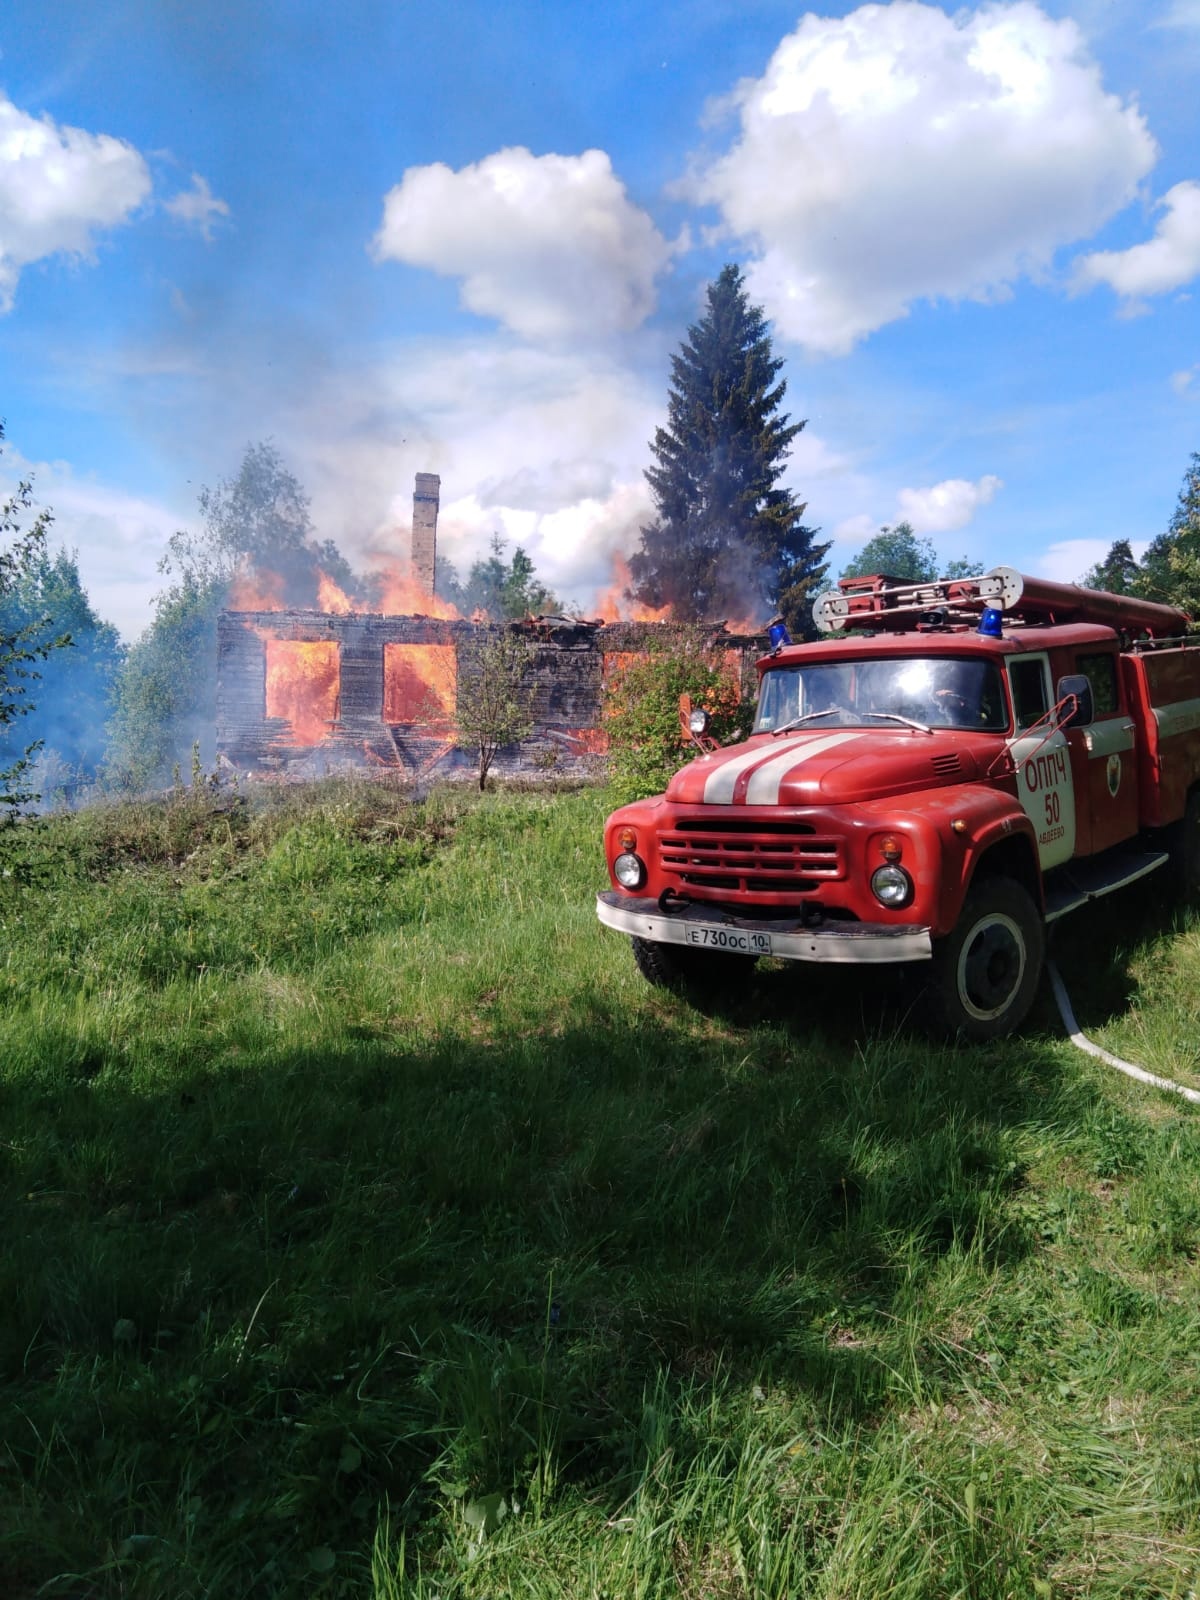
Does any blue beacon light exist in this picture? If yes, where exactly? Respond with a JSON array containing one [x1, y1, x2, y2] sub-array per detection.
[[977, 607, 1004, 638], [767, 619, 792, 651]]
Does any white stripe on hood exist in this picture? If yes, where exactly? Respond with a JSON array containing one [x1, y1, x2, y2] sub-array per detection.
[[743, 732, 864, 805], [701, 735, 808, 805], [702, 730, 862, 806]]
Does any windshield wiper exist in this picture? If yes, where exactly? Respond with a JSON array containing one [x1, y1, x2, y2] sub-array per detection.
[[771, 708, 838, 736], [864, 711, 933, 735]]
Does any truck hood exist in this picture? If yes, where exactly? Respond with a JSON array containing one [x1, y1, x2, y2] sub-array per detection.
[[665, 728, 985, 807]]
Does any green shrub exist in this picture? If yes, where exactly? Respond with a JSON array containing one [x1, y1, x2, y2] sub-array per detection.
[[603, 636, 754, 805]]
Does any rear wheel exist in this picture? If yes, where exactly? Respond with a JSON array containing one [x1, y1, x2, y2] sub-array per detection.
[[926, 878, 1044, 1041], [630, 936, 756, 994]]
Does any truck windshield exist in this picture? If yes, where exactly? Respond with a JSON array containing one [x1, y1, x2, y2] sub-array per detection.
[[754, 657, 1006, 734]]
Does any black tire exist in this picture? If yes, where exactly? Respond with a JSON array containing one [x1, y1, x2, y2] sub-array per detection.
[[630, 936, 756, 995], [926, 877, 1044, 1041]]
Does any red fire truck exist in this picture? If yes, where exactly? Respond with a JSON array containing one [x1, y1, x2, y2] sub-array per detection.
[[597, 568, 1200, 1039]]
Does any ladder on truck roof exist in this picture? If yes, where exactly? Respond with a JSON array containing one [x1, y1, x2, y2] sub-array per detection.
[[811, 565, 1190, 640]]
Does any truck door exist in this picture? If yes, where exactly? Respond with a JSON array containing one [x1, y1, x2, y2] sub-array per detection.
[[1006, 653, 1075, 869], [1068, 649, 1139, 854]]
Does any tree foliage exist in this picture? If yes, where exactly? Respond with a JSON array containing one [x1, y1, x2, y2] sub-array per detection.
[[1079, 537, 1140, 595], [439, 536, 560, 620], [0, 429, 73, 811], [1080, 454, 1200, 618], [105, 569, 226, 789], [455, 629, 537, 789], [1139, 452, 1200, 614], [107, 442, 352, 788], [839, 523, 983, 585], [0, 545, 123, 785], [166, 439, 357, 601], [603, 638, 753, 806], [840, 524, 938, 583], [630, 264, 828, 635], [942, 555, 986, 580]]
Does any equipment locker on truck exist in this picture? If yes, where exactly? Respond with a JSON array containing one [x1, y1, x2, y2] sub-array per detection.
[[597, 567, 1200, 1040]]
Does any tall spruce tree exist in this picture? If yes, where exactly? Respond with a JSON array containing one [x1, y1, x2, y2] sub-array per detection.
[[630, 264, 828, 633]]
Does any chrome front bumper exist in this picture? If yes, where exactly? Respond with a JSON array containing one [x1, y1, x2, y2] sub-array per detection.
[[596, 892, 932, 964]]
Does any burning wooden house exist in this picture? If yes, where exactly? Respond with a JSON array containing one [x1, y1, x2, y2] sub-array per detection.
[[215, 610, 766, 780], [214, 473, 766, 778]]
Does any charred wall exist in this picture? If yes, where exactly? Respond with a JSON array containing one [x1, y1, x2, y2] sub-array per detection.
[[217, 611, 765, 779]]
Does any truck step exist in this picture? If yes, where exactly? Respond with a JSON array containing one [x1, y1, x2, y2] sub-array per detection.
[[1044, 849, 1169, 924]]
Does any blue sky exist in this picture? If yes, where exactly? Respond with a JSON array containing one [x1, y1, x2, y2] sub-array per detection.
[[1, 0, 1198, 639]]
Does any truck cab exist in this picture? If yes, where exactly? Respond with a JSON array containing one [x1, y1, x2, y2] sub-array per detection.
[[597, 567, 1200, 1039]]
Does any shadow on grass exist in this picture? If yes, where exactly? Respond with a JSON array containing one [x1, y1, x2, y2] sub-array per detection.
[[1043, 874, 1198, 1031], [710, 871, 1198, 1048], [0, 995, 1071, 1594]]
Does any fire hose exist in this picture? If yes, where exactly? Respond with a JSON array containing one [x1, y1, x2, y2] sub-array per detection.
[[1047, 960, 1200, 1107]]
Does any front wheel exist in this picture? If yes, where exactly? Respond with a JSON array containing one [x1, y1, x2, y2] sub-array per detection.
[[630, 936, 756, 995], [926, 878, 1044, 1041]]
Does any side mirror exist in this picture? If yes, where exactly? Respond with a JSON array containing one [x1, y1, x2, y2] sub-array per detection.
[[679, 693, 714, 750], [1055, 674, 1094, 729]]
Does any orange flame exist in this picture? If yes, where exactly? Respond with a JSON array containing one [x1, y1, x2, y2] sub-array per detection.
[[374, 562, 462, 619], [264, 640, 340, 745], [317, 570, 355, 614], [592, 554, 670, 623], [228, 552, 464, 619], [233, 549, 767, 631], [561, 726, 609, 755], [228, 566, 287, 611], [383, 642, 456, 725]]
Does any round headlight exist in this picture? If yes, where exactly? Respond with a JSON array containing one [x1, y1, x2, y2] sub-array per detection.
[[614, 852, 646, 890], [689, 707, 711, 736], [871, 863, 912, 908]]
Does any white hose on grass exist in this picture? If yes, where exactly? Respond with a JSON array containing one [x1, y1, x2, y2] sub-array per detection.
[[1047, 959, 1200, 1106]]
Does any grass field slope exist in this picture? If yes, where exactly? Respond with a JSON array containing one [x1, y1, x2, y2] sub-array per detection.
[[2, 779, 1200, 1597]]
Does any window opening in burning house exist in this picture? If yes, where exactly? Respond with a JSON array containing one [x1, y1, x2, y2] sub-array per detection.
[[383, 642, 456, 725], [264, 640, 341, 746]]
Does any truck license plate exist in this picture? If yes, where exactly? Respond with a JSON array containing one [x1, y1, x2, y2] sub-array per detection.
[[684, 926, 772, 955]]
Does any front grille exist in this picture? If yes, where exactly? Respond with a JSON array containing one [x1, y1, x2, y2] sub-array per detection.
[[658, 818, 845, 900]]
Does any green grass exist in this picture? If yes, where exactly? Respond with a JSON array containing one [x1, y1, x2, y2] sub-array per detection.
[[2, 779, 1200, 1596]]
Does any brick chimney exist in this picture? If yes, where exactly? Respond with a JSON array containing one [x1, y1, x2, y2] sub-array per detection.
[[412, 472, 440, 597]]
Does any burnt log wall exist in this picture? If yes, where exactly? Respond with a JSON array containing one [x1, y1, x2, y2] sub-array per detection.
[[217, 612, 765, 778]]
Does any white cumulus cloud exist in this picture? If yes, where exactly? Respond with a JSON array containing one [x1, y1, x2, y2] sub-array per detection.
[[370, 146, 673, 341], [897, 474, 1003, 534], [690, 2, 1157, 353], [0, 91, 151, 312], [164, 173, 230, 242], [1074, 180, 1200, 300]]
